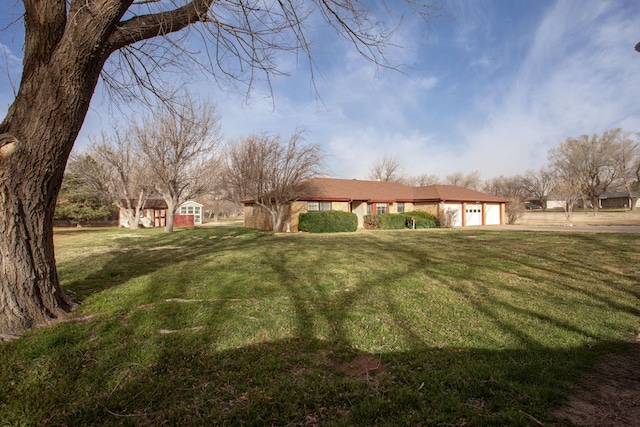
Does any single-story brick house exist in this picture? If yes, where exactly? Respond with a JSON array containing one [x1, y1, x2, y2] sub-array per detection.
[[119, 199, 204, 228], [243, 178, 508, 231]]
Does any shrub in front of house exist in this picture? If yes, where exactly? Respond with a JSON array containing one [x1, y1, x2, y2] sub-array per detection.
[[298, 211, 357, 233], [379, 213, 407, 230], [363, 214, 380, 230], [437, 208, 458, 228], [402, 211, 437, 229], [365, 214, 406, 230], [364, 211, 437, 230]]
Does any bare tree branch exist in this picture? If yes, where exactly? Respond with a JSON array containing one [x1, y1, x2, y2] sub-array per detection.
[[134, 94, 222, 232], [520, 167, 555, 211], [368, 154, 404, 182], [444, 171, 482, 191], [223, 129, 324, 232], [549, 131, 618, 214]]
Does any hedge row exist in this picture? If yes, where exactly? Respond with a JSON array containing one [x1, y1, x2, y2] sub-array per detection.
[[364, 211, 437, 230], [298, 210, 358, 233]]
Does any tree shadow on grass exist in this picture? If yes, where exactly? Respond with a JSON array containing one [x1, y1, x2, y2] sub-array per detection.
[[58, 227, 270, 303], [2, 330, 635, 426], [18, 228, 636, 425]]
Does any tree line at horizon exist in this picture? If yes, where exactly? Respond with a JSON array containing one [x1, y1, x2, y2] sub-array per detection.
[[368, 128, 640, 220]]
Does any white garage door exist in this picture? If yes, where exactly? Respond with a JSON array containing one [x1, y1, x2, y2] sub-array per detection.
[[485, 204, 501, 225], [443, 203, 462, 227], [465, 204, 483, 226]]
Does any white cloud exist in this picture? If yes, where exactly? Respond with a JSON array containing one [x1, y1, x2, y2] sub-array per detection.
[[444, 1, 640, 177]]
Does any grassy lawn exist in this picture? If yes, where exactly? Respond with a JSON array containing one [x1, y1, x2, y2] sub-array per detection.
[[1, 226, 638, 425]]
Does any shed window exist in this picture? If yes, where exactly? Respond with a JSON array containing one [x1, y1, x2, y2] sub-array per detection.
[[307, 201, 332, 212]]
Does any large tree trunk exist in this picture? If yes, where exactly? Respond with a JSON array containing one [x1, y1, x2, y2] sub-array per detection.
[[0, 184, 76, 337], [270, 207, 287, 233], [165, 200, 177, 233], [0, 2, 113, 336], [589, 195, 600, 215]]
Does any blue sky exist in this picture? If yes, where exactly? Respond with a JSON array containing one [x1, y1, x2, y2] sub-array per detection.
[[1, 0, 640, 181]]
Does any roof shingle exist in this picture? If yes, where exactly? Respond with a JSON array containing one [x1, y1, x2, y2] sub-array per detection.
[[295, 178, 509, 204]]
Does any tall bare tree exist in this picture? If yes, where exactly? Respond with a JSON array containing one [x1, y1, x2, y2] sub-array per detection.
[[549, 131, 618, 214], [550, 167, 583, 221], [444, 171, 482, 190], [368, 154, 404, 182], [0, 0, 443, 336], [223, 131, 323, 232], [135, 98, 222, 232], [520, 167, 555, 211], [70, 130, 153, 230], [609, 129, 640, 209]]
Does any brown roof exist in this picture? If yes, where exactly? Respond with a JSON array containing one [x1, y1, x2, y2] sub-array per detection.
[[294, 178, 509, 204], [120, 198, 168, 209]]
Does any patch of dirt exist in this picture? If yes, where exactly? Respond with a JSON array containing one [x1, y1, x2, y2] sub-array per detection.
[[551, 336, 640, 426], [333, 354, 386, 378]]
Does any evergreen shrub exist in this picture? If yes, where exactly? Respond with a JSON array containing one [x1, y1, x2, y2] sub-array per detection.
[[298, 210, 357, 233], [379, 213, 406, 230], [364, 211, 437, 230], [402, 211, 437, 229]]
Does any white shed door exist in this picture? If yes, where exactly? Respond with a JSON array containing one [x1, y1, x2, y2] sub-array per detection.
[[443, 203, 463, 227], [465, 204, 483, 226], [485, 204, 501, 225]]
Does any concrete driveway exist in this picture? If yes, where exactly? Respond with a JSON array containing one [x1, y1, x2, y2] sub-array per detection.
[[479, 224, 640, 234]]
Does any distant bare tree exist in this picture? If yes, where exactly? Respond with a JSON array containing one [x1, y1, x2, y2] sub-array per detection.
[[444, 171, 482, 190], [404, 173, 440, 187], [520, 167, 555, 211], [549, 131, 618, 214], [223, 130, 324, 232], [135, 97, 222, 232], [368, 154, 404, 182], [69, 130, 152, 229], [609, 129, 640, 209], [204, 196, 242, 220], [550, 168, 582, 221], [482, 175, 527, 224]]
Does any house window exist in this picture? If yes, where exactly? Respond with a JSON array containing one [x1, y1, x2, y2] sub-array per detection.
[[376, 203, 388, 214], [397, 202, 405, 213], [307, 201, 332, 211], [367, 203, 372, 215]]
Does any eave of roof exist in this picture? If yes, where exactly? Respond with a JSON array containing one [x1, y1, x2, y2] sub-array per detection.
[[240, 178, 510, 204], [296, 178, 509, 204]]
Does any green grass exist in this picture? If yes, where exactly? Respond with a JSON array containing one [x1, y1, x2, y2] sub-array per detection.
[[1, 226, 638, 425]]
